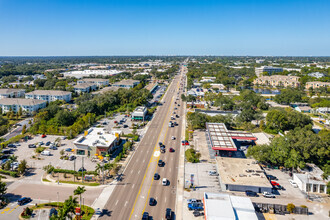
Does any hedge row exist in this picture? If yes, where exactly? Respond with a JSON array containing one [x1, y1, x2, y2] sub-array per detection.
[[52, 168, 97, 176], [0, 169, 18, 177]]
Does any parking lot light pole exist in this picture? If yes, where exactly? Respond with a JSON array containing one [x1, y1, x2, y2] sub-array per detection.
[[57, 192, 59, 209], [74, 159, 76, 182]]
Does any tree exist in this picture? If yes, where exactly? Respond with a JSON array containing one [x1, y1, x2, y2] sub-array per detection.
[[287, 203, 295, 213], [73, 186, 86, 211], [63, 195, 78, 218], [21, 124, 27, 135], [18, 159, 27, 175], [0, 178, 7, 198]]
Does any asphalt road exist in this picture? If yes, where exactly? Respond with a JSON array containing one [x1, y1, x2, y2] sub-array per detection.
[[100, 67, 186, 220], [2, 118, 32, 141]]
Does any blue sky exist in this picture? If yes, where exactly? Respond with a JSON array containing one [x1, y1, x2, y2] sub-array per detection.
[[0, 0, 329, 56]]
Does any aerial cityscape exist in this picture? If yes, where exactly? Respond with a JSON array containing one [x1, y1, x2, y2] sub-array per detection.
[[0, 1, 329, 220]]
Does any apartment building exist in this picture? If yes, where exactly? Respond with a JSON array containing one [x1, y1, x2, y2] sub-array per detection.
[[73, 83, 97, 94], [0, 89, 25, 99], [25, 90, 72, 102], [253, 75, 300, 88], [305, 81, 330, 90], [112, 79, 140, 88], [77, 78, 109, 87], [0, 98, 47, 114], [255, 66, 283, 76]]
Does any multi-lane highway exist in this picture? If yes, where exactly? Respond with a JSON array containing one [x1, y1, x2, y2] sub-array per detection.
[[100, 64, 186, 220]]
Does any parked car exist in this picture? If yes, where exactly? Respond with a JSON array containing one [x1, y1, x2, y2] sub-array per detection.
[[65, 148, 72, 152], [8, 144, 16, 148], [289, 180, 298, 188], [123, 125, 128, 128], [2, 149, 12, 155], [142, 212, 149, 220], [245, 190, 258, 197], [41, 150, 51, 156], [45, 141, 51, 146], [262, 192, 276, 198], [154, 173, 160, 180], [188, 202, 203, 211], [165, 208, 172, 220], [39, 141, 44, 145], [149, 197, 156, 206], [49, 145, 58, 150], [18, 197, 32, 205], [69, 155, 76, 161], [208, 171, 219, 176], [181, 140, 189, 146], [28, 144, 36, 148], [271, 181, 280, 186], [41, 134, 46, 138], [187, 198, 202, 204]]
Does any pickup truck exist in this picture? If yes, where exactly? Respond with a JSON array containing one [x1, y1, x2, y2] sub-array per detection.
[[188, 202, 203, 211]]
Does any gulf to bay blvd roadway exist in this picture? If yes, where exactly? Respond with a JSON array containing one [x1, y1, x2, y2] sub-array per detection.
[[100, 70, 185, 220]]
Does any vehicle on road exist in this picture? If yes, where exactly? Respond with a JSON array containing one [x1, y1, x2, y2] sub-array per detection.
[[262, 192, 276, 198], [142, 212, 149, 220], [162, 178, 167, 186], [94, 208, 102, 216], [245, 190, 258, 197], [154, 173, 160, 180], [18, 197, 32, 205], [160, 146, 166, 153], [266, 175, 278, 181], [208, 171, 218, 176], [171, 136, 175, 140], [289, 179, 298, 188], [165, 208, 172, 220], [149, 197, 156, 206], [158, 160, 164, 167], [169, 148, 175, 152]]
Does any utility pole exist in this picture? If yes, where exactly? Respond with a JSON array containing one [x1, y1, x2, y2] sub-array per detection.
[[82, 157, 84, 183], [74, 159, 76, 182]]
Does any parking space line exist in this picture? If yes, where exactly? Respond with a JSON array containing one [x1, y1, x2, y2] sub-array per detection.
[[1, 207, 11, 214], [8, 205, 19, 214]]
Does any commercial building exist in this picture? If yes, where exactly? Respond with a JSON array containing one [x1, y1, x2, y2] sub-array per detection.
[[63, 70, 122, 78], [305, 81, 330, 90], [255, 66, 283, 76], [253, 75, 300, 88], [112, 79, 140, 88], [293, 164, 328, 195], [200, 76, 216, 83], [0, 98, 47, 114], [73, 128, 121, 157], [203, 192, 258, 220], [186, 101, 207, 108], [206, 123, 256, 152], [308, 72, 326, 78], [0, 89, 25, 99], [25, 90, 72, 103], [217, 157, 273, 193], [73, 83, 97, 94], [131, 106, 147, 121], [77, 78, 109, 87]]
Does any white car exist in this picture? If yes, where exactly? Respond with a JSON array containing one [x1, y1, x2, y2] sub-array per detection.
[[262, 192, 275, 198], [171, 136, 176, 140], [289, 180, 298, 188], [208, 171, 219, 176]]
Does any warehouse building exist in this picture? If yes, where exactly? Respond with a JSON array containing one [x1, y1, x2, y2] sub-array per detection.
[[217, 157, 272, 193], [203, 192, 258, 220]]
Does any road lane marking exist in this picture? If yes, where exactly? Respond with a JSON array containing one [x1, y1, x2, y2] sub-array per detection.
[[129, 96, 174, 220], [138, 170, 140, 174], [115, 200, 118, 206], [143, 159, 145, 163], [132, 184, 135, 189], [125, 201, 128, 207]]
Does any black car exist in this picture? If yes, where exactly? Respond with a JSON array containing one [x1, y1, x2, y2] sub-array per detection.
[[154, 173, 160, 180], [46, 141, 51, 146], [158, 160, 163, 167], [49, 208, 58, 218], [149, 197, 156, 206], [2, 149, 12, 155], [245, 190, 258, 197], [8, 144, 16, 148], [18, 197, 32, 205], [165, 208, 172, 219], [266, 175, 278, 181], [78, 167, 87, 172], [123, 125, 128, 128], [28, 144, 36, 148], [142, 212, 149, 220], [158, 142, 163, 147]]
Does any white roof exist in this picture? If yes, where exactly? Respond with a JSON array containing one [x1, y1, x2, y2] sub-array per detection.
[[74, 127, 117, 148], [204, 192, 258, 220]]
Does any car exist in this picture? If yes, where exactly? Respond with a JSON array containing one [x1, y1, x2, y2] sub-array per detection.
[[266, 175, 278, 181], [39, 141, 44, 145], [41, 134, 46, 138], [2, 149, 12, 155], [15, 143, 21, 146], [208, 171, 219, 176], [41, 150, 51, 156], [188, 202, 203, 211], [274, 185, 285, 190], [69, 155, 76, 161], [62, 136, 67, 140], [149, 197, 156, 206], [158, 160, 164, 167], [289, 179, 298, 188], [78, 167, 87, 172], [8, 144, 16, 148], [65, 148, 72, 152], [123, 125, 128, 128], [49, 145, 58, 150], [271, 181, 280, 186], [169, 148, 175, 152], [45, 141, 51, 146], [28, 144, 36, 148], [154, 173, 160, 180], [181, 140, 189, 146], [18, 197, 32, 205], [162, 178, 168, 186], [94, 208, 102, 216], [245, 190, 258, 197], [114, 121, 118, 124], [174, 122, 178, 126], [160, 146, 166, 153], [176, 114, 179, 118], [187, 198, 202, 204], [165, 208, 172, 219], [262, 192, 276, 198], [142, 212, 149, 220], [49, 208, 58, 218], [174, 107, 177, 110], [171, 136, 175, 140]]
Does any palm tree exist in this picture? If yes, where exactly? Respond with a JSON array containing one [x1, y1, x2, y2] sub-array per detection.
[[63, 195, 78, 218], [74, 186, 86, 211]]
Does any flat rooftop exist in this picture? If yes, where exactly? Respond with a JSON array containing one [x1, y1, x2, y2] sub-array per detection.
[[204, 192, 258, 220], [216, 157, 272, 188], [74, 127, 117, 148], [133, 106, 147, 112], [113, 79, 140, 86], [206, 123, 256, 151]]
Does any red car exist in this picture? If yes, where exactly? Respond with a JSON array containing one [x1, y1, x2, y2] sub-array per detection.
[[169, 148, 175, 152], [41, 134, 46, 138], [271, 181, 279, 186], [181, 140, 189, 146], [114, 121, 118, 123]]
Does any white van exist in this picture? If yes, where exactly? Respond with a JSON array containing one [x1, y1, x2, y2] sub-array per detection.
[[162, 178, 167, 186], [41, 150, 51, 156]]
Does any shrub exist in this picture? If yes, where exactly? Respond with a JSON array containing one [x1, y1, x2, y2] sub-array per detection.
[[0, 169, 18, 177], [287, 203, 295, 213]]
